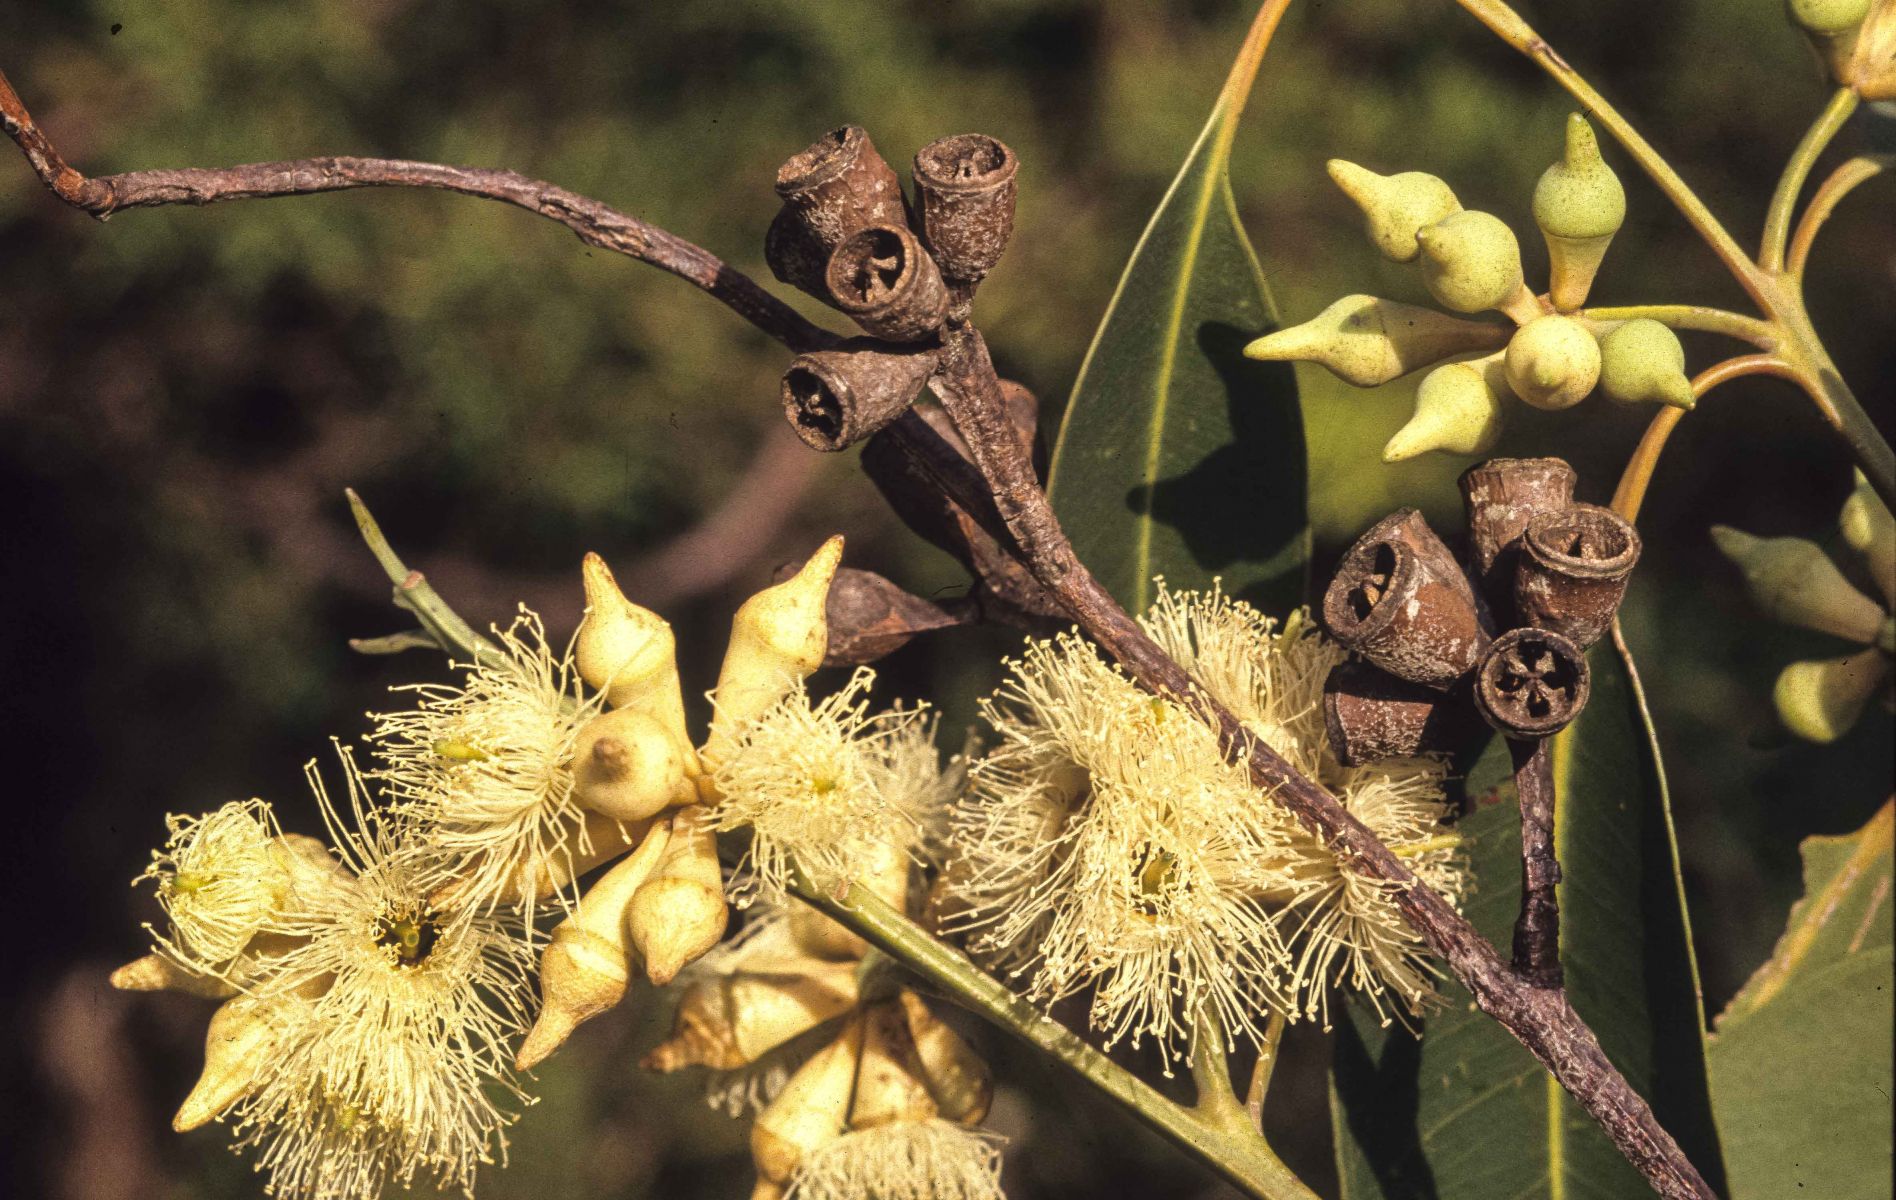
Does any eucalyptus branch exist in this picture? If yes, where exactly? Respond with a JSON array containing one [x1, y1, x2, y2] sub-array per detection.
[[0, 58, 1717, 1199], [1611, 356, 1797, 524], [1787, 154, 1891, 283], [1761, 88, 1859, 273], [1577, 304, 1778, 349]]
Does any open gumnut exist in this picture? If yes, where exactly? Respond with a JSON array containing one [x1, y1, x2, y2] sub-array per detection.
[[823, 223, 950, 342], [767, 125, 910, 300], [1473, 626, 1592, 738], [1323, 658, 1476, 765], [1459, 457, 1578, 615], [1322, 508, 1493, 690], [1514, 503, 1641, 649], [912, 133, 1018, 284], [780, 341, 939, 452]]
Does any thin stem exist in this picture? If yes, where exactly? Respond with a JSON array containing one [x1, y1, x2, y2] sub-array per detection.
[[1448, 0, 1771, 310], [1243, 1010, 1287, 1131], [1761, 88, 1858, 273], [1577, 304, 1778, 350], [786, 871, 1320, 1200], [1610, 356, 1797, 523], [1191, 1014, 1260, 1136], [1788, 154, 1891, 283], [346, 489, 499, 663], [1511, 738, 1562, 989]]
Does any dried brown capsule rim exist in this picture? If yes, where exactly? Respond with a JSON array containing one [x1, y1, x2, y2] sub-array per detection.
[[914, 133, 1017, 194], [776, 125, 871, 197], [1323, 519, 1416, 643], [826, 224, 924, 314], [1476, 627, 1591, 738], [1523, 502, 1641, 581]]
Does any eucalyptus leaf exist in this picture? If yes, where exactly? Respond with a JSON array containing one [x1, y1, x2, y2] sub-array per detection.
[[1708, 801, 1893, 1200], [1046, 13, 1307, 614], [1331, 637, 1725, 1198]]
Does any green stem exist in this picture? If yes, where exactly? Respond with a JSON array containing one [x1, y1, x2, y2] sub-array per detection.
[[787, 870, 1320, 1200], [1760, 88, 1858, 273], [346, 489, 499, 664], [1577, 304, 1778, 348]]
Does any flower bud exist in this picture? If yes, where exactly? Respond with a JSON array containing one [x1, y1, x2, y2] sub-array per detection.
[[704, 536, 844, 768], [899, 989, 993, 1125], [1711, 527, 1886, 644], [111, 952, 237, 999], [173, 996, 286, 1131], [1515, 503, 1642, 649], [517, 820, 672, 1069], [1325, 160, 1461, 263], [1775, 648, 1892, 742], [752, 1017, 865, 1185], [1844, 4, 1895, 100], [824, 224, 950, 343], [912, 133, 1018, 285], [576, 554, 691, 751], [1383, 354, 1507, 462], [1416, 211, 1530, 316], [573, 707, 695, 823], [1322, 508, 1493, 690], [627, 806, 729, 985], [1473, 627, 1592, 739], [643, 960, 861, 1072], [1534, 115, 1626, 311], [850, 1000, 938, 1129], [1598, 319, 1695, 410], [1242, 294, 1509, 387], [1840, 471, 1896, 606], [1789, 0, 1871, 35], [1504, 315, 1601, 411]]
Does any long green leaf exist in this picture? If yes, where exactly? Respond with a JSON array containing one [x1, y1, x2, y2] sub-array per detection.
[[1708, 800, 1893, 1200], [1331, 637, 1724, 1198], [1046, 5, 1307, 615]]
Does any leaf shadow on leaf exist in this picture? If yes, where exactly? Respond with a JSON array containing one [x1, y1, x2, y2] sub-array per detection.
[[1332, 1015, 1441, 1200], [1131, 319, 1307, 611]]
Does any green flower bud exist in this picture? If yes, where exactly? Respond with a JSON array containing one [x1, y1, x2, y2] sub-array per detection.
[[1326, 160, 1462, 263], [1504, 315, 1601, 411], [1598, 318, 1695, 409], [1711, 526, 1887, 644], [1243, 294, 1509, 387], [1788, 0, 1870, 36], [1415, 211, 1529, 316], [1839, 470, 1896, 607], [1383, 354, 1507, 462], [1533, 115, 1625, 311], [1773, 649, 1891, 743]]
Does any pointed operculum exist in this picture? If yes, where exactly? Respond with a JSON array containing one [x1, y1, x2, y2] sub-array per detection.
[[642, 961, 859, 1072], [1534, 115, 1626, 311], [1325, 160, 1462, 263], [752, 1017, 865, 1185], [576, 553, 692, 751], [1598, 319, 1696, 410], [1710, 526, 1887, 644], [900, 989, 994, 1124], [173, 997, 283, 1131], [849, 1000, 937, 1129], [516, 820, 672, 1069], [1383, 355, 1507, 462], [573, 707, 696, 822], [1840, 471, 1896, 607], [112, 953, 237, 999], [1774, 649, 1892, 743], [627, 806, 728, 985], [703, 536, 844, 767], [1415, 211, 1529, 316], [1242, 294, 1508, 387]]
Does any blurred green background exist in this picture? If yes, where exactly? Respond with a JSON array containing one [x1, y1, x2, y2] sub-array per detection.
[[2, 2, 1890, 1198]]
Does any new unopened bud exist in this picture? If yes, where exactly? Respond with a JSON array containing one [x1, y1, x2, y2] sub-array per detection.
[[173, 996, 285, 1131], [849, 1000, 937, 1129], [517, 820, 672, 1069], [573, 708, 695, 823], [111, 952, 237, 999], [1774, 648, 1892, 742], [576, 554, 691, 751], [899, 989, 993, 1124], [1534, 115, 1626, 311], [1383, 354, 1507, 462], [1416, 211, 1531, 316], [1325, 160, 1461, 263], [1844, 3, 1895, 100], [752, 1017, 865, 1185], [1711, 527, 1886, 644], [1839, 471, 1895, 606], [704, 536, 844, 767], [1504, 315, 1601, 410], [627, 806, 728, 985], [644, 960, 860, 1071], [1598, 319, 1695, 410], [1789, 0, 1871, 35], [1243, 294, 1509, 387]]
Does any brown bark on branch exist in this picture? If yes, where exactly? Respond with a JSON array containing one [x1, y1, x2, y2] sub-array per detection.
[[0, 66, 1713, 1199]]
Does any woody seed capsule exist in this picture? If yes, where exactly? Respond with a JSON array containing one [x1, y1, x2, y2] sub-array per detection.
[[767, 126, 910, 301], [781, 341, 940, 451], [912, 133, 1018, 284], [1323, 658, 1476, 766], [824, 223, 950, 342], [1474, 626, 1592, 738], [1459, 456, 1578, 611], [1515, 503, 1642, 649], [1322, 508, 1493, 690]]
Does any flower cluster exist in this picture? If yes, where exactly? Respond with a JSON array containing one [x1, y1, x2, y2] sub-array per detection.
[[1247, 114, 1698, 462], [942, 585, 1466, 1064]]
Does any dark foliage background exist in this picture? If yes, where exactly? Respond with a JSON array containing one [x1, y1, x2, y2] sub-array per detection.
[[2, 2, 1889, 1198]]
